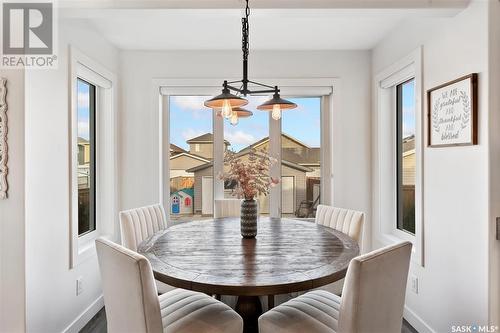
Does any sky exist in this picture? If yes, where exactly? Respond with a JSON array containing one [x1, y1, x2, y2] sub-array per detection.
[[402, 79, 416, 139], [170, 95, 321, 152], [77, 79, 91, 141]]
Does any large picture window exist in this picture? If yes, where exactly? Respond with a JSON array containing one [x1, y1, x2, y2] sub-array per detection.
[[396, 79, 416, 234], [77, 79, 96, 236], [161, 83, 333, 222]]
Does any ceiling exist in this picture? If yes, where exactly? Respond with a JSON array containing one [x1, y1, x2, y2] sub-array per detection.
[[61, 2, 468, 51], [59, 0, 469, 9]]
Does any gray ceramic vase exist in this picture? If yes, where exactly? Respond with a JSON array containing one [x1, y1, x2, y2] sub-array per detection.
[[240, 199, 258, 238]]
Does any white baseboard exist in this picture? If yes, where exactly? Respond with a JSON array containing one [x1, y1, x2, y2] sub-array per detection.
[[404, 305, 436, 333], [62, 295, 104, 333]]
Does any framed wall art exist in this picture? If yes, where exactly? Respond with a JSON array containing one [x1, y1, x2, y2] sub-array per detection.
[[427, 73, 478, 147]]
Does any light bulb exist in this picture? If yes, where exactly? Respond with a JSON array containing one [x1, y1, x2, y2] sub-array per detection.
[[271, 104, 281, 120], [230, 111, 239, 126], [222, 99, 232, 119]]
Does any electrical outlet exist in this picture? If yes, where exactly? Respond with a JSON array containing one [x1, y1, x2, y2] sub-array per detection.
[[496, 217, 500, 240], [76, 277, 84, 296], [410, 275, 418, 294]]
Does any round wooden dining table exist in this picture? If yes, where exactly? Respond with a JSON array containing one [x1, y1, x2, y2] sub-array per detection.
[[138, 217, 359, 333]]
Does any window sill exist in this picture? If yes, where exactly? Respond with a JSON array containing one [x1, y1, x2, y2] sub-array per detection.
[[73, 230, 99, 267], [377, 231, 421, 266]]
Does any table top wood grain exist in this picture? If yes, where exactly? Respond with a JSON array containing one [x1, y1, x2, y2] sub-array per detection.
[[138, 217, 359, 296]]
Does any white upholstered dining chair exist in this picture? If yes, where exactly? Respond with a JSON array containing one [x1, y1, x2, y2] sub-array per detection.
[[96, 238, 243, 333], [119, 204, 173, 294], [314, 204, 364, 295], [259, 241, 412, 333], [214, 198, 242, 218]]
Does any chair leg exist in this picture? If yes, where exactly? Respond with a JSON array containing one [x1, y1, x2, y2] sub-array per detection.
[[268, 295, 274, 309]]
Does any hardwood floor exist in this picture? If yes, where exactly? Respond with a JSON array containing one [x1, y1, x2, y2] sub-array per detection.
[[80, 308, 106, 333], [80, 307, 419, 333]]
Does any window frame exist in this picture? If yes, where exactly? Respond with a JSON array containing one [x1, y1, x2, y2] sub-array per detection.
[[373, 47, 424, 266], [69, 46, 117, 268], [158, 80, 335, 224]]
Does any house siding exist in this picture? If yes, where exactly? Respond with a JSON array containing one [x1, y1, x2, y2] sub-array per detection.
[[189, 142, 213, 160], [171, 154, 206, 171], [402, 150, 415, 186], [193, 166, 213, 214], [282, 164, 307, 213]]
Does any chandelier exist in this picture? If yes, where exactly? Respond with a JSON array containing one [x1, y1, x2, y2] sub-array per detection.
[[204, 0, 297, 125]]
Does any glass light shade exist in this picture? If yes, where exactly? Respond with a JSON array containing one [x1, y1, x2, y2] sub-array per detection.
[[222, 99, 233, 118], [204, 88, 248, 109], [271, 104, 281, 120], [230, 111, 239, 126], [232, 107, 253, 118]]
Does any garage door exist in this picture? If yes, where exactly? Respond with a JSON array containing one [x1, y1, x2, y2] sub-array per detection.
[[201, 176, 213, 215], [281, 176, 295, 214]]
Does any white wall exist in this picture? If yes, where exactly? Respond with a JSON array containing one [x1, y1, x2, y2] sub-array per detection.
[[0, 69, 26, 333], [488, 0, 500, 326], [25, 20, 119, 332], [118, 50, 373, 250], [372, 1, 490, 331]]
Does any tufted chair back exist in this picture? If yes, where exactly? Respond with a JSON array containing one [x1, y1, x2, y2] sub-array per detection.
[[315, 205, 364, 243], [120, 204, 167, 252], [96, 238, 162, 333]]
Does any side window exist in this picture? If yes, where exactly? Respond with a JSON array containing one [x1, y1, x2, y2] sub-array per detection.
[[396, 79, 416, 234], [77, 79, 96, 236]]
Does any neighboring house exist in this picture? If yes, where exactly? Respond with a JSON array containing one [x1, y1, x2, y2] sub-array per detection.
[[170, 188, 194, 215], [402, 136, 415, 186], [238, 133, 321, 204], [77, 137, 90, 190], [187, 133, 318, 216], [169, 143, 209, 193], [185, 133, 230, 160], [169, 134, 229, 207], [78, 137, 91, 165], [401, 136, 416, 225]]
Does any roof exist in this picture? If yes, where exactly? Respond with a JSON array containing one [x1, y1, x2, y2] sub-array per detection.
[[170, 152, 210, 163], [170, 143, 187, 155], [171, 188, 194, 198], [186, 159, 312, 173], [236, 133, 319, 165], [237, 133, 311, 155], [78, 137, 89, 144], [282, 160, 313, 172], [186, 162, 213, 173], [186, 133, 229, 145], [282, 147, 320, 165], [403, 136, 415, 154]]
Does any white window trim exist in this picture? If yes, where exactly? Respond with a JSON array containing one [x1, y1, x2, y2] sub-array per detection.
[[155, 78, 336, 224], [373, 47, 424, 266], [69, 46, 118, 268]]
